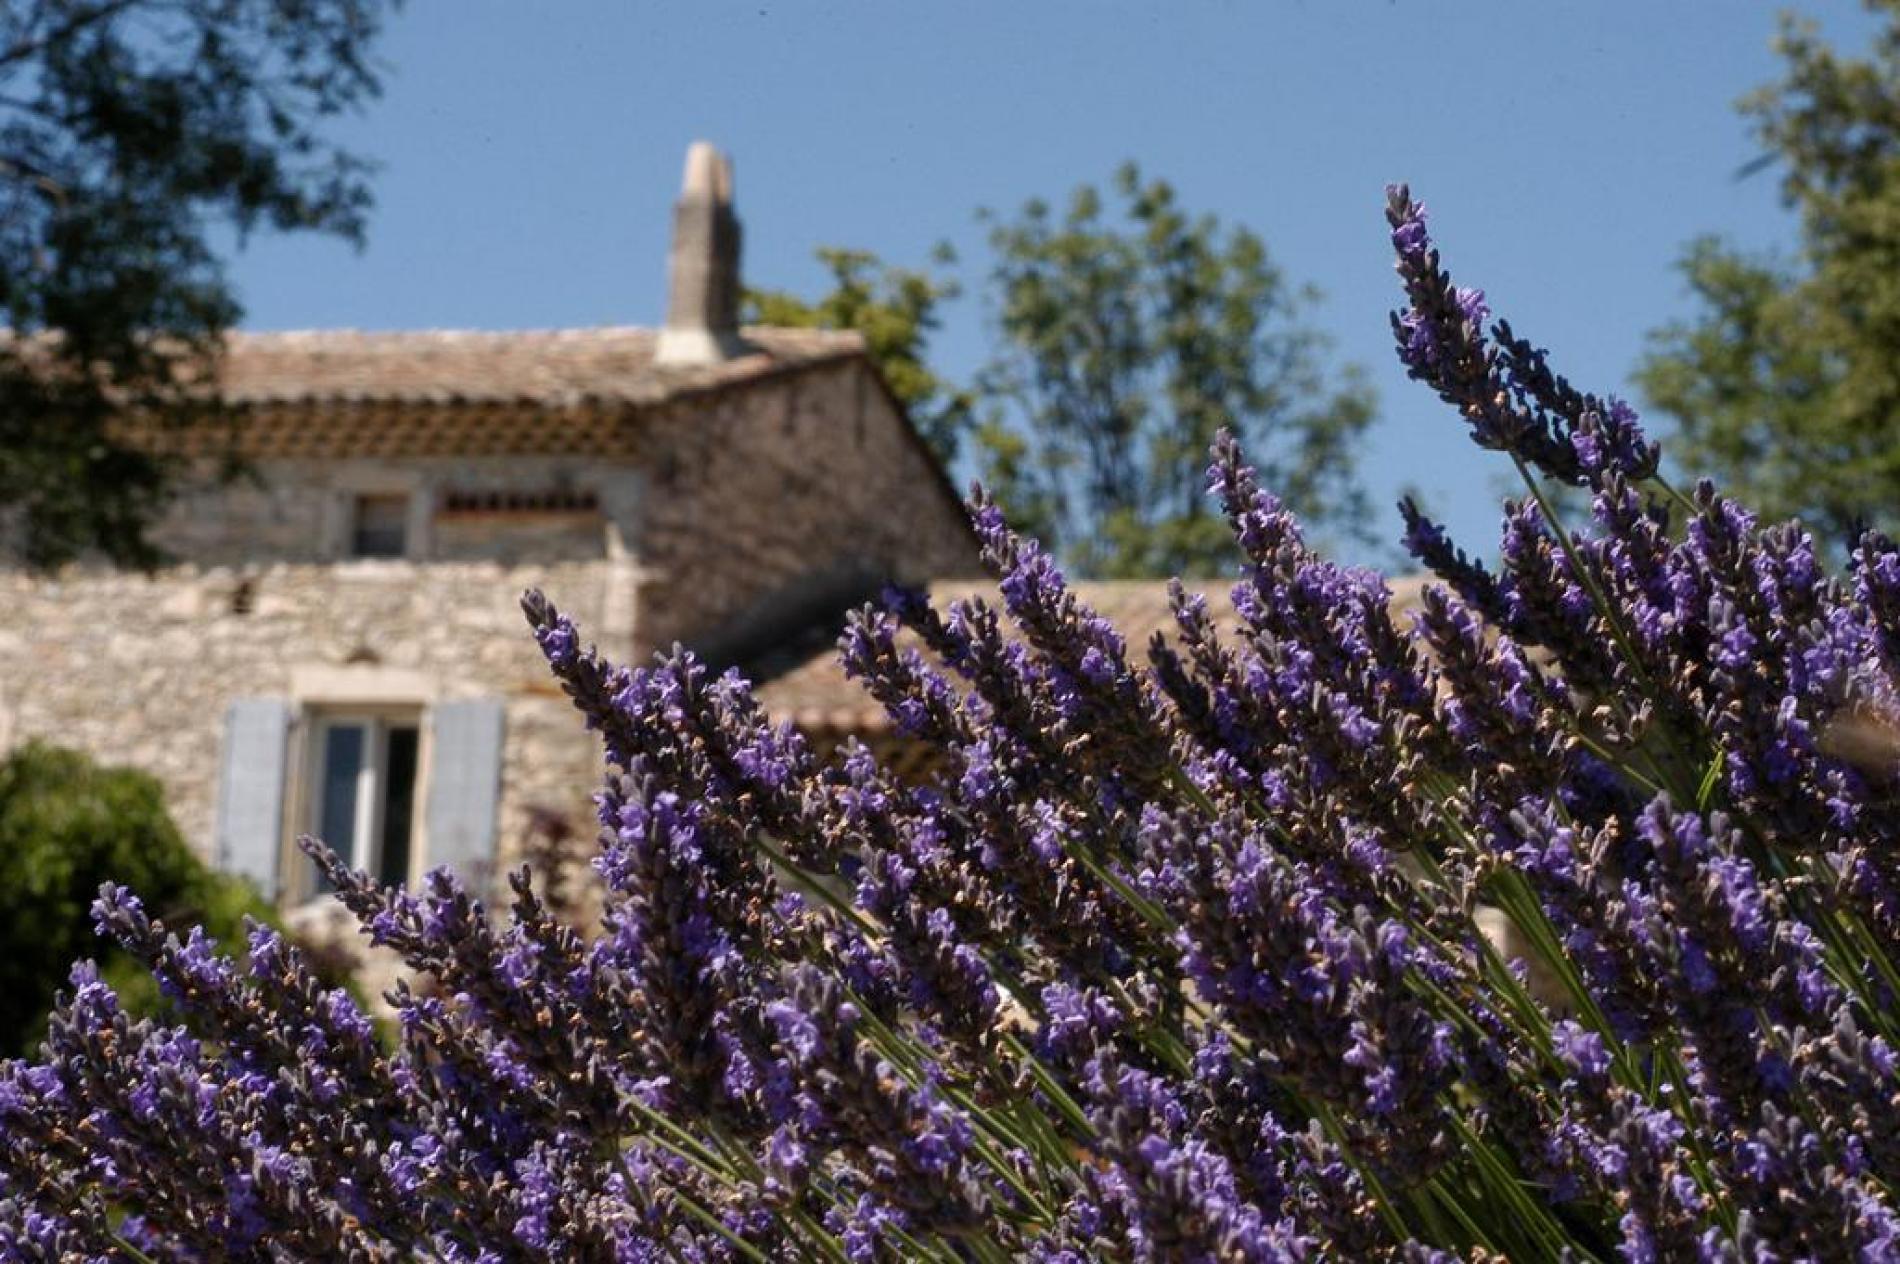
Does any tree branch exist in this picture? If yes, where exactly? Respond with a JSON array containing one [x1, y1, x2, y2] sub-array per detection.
[[0, 0, 143, 70]]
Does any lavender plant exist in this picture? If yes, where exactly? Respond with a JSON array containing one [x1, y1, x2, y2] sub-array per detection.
[[6, 188, 1900, 1262]]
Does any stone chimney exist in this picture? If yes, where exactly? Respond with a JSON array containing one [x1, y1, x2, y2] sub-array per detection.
[[655, 141, 753, 366]]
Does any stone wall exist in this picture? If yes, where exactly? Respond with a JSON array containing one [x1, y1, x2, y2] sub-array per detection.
[[0, 558, 614, 892], [635, 358, 980, 662], [150, 455, 641, 569]]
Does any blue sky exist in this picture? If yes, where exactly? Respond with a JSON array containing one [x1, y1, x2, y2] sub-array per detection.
[[226, 2, 1880, 568]]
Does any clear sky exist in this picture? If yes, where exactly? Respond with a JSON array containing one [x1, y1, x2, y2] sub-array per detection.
[[225, 1, 1881, 569]]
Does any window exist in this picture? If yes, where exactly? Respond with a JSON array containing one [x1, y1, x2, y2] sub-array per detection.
[[216, 694, 502, 905], [309, 714, 420, 893], [350, 493, 410, 558]]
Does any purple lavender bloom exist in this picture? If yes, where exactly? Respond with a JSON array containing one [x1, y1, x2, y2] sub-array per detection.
[[1551, 1021, 1613, 1082], [769, 966, 992, 1237], [1854, 529, 1900, 671], [1386, 184, 1659, 486], [1037, 983, 1124, 1071], [1082, 1057, 1313, 1263], [1150, 805, 1453, 1180], [1389, 193, 1430, 260]]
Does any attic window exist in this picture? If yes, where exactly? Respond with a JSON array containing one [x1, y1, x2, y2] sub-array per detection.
[[350, 493, 410, 558], [439, 490, 600, 516]]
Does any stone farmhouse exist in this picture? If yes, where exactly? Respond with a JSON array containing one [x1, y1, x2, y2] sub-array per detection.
[[0, 142, 979, 909]]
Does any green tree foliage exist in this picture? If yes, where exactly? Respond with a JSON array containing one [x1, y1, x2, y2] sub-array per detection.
[[756, 168, 1375, 579], [1638, 4, 1900, 540], [0, 742, 276, 1055], [974, 164, 1375, 578], [745, 247, 974, 465], [0, 0, 396, 569]]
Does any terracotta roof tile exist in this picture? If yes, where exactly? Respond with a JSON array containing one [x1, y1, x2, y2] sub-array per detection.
[[111, 325, 870, 459], [215, 325, 863, 408], [753, 574, 1433, 735]]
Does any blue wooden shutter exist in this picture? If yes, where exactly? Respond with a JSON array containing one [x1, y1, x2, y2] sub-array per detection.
[[425, 698, 505, 898], [215, 698, 292, 900]]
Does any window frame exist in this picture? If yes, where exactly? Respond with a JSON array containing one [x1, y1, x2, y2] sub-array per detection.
[[323, 475, 433, 562], [347, 491, 413, 560], [296, 707, 426, 902]]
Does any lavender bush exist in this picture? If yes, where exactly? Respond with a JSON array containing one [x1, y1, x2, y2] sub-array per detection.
[[7, 187, 1900, 1261]]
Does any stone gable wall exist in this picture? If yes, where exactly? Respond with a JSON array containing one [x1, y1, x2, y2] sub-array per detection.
[[634, 358, 980, 661]]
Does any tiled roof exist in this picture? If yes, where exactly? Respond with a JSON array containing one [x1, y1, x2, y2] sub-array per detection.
[[124, 325, 869, 459], [214, 326, 863, 408], [753, 574, 1433, 735]]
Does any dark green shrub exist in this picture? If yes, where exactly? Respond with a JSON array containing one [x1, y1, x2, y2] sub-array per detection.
[[0, 741, 275, 1054]]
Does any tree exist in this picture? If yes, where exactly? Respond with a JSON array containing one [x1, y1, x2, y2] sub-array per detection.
[[0, 742, 276, 1055], [757, 168, 1374, 579], [1637, 4, 1900, 541], [745, 246, 974, 466], [974, 163, 1375, 578], [0, 0, 396, 569]]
